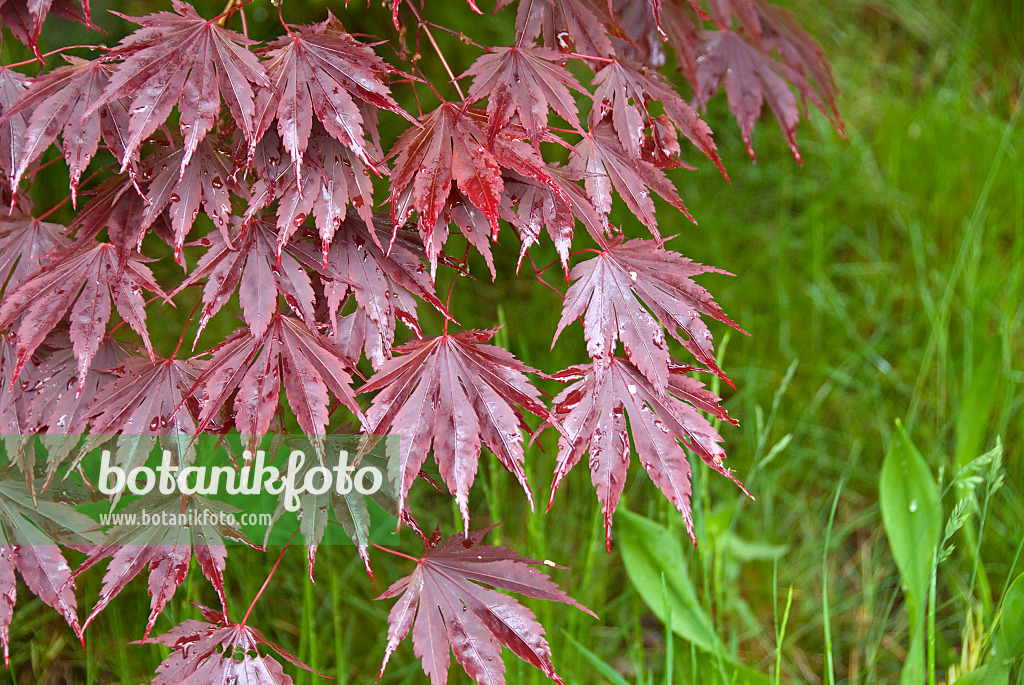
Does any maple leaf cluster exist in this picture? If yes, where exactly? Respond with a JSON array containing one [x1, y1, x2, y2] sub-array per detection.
[[0, 0, 841, 682]]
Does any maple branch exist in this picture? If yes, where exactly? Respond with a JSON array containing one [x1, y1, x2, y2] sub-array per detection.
[[172, 299, 204, 359], [213, 0, 255, 26], [407, 4, 465, 101], [424, 21, 484, 50], [240, 531, 297, 626], [370, 542, 420, 563], [275, 2, 297, 39], [36, 195, 72, 222], [0, 45, 106, 69]]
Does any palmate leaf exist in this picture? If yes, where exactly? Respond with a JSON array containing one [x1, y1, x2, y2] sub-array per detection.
[[0, 212, 62, 294], [589, 58, 724, 175], [254, 14, 405, 180], [195, 314, 363, 439], [554, 237, 742, 387], [0, 242, 164, 391], [176, 218, 317, 343], [140, 136, 235, 263], [377, 526, 595, 685], [389, 104, 568, 276], [286, 215, 443, 369], [693, 28, 808, 162], [70, 495, 248, 639], [0, 476, 98, 665], [246, 124, 378, 263], [544, 356, 744, 548], [360, 329, 548, 531], [0, 0, 91, 59], [2, 56, 130, 203], [568, 121, 693, 235], [138, 603, 314, 685], [462, 45, 585, 145], [89, 0, 270, 175]]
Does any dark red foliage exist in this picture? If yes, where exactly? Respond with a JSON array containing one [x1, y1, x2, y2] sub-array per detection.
[[378, 526, 595, 685], [138, 603, 315, 685], [0, 0, 841, 680]]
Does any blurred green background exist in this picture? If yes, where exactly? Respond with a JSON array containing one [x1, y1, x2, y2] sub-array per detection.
[[2, 0, 1022, 683]]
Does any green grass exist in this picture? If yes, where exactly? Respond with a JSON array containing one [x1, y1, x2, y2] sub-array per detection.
[[4, 0, 1024, 683]]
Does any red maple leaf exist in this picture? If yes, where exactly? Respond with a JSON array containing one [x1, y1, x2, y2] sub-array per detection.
[[89, 0, 270, 174], [137, 603, 314, 685], [140, 136, 236, 263], [0, 212, 62, 293], [0, 242, 164, 390], [377, 526, 595, 685], [0, 0, 91, 60], [71, 495, 250, 639], [589, 59, 724, 175], [246, 124, 378, 263], [568, 121, 692, 235], [286, 215, 443, 369], [360, 329, 548, 530], [176, 219, 317, 343], [2, 56, 130, 203], [254, 15, 405, 181], [554, 237, 742, 387], [694, 29, 804, 161], [462, 45, 585, 145], [195, 314, 362, 438], [544, 357, 745, 547]]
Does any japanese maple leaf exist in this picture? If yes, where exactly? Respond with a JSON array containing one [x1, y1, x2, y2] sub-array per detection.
[[0, 213, 61, 293], [462, 45, 585, 145], [140, 136, 235, 262], [176, 218, 317, 343], [254, 15, 404, 182], [693, 29, 804, 162], [390, 104, 568, 276], [757, 1, 843, 133], [73, 354, 204, 478], [515, 0, 617, 58], [499, 165, 607, 272], [71, 495, 249, 639], [2, 56, 130, 203], [246, 125, 377, 262], [26, 335, 129, 487], [544, 357, 745, 548], [377, 526, 595, 685], [0, 242, 164, 391], [0, 68, 29, 185], [589, 59, 725, 175], [568, 121, 692, 235], [0, 0, 91, 60], [554, 237, 742, 388], [0, 477, 98, 665], [137, 603, 314, 684], [195, 314, 363, 439], [88, 0, 270, 174], [360, 329, 549, 531], [389, 103, 503, 269], [287, 215, 442, 369], [69, 172, 149, 255]]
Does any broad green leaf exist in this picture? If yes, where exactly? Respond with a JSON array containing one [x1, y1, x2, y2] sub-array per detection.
[[879, 420, 942, 685], [617, 509, 770, 685], [996, 572, 1024, 658], [617, 508, 715, 651]]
